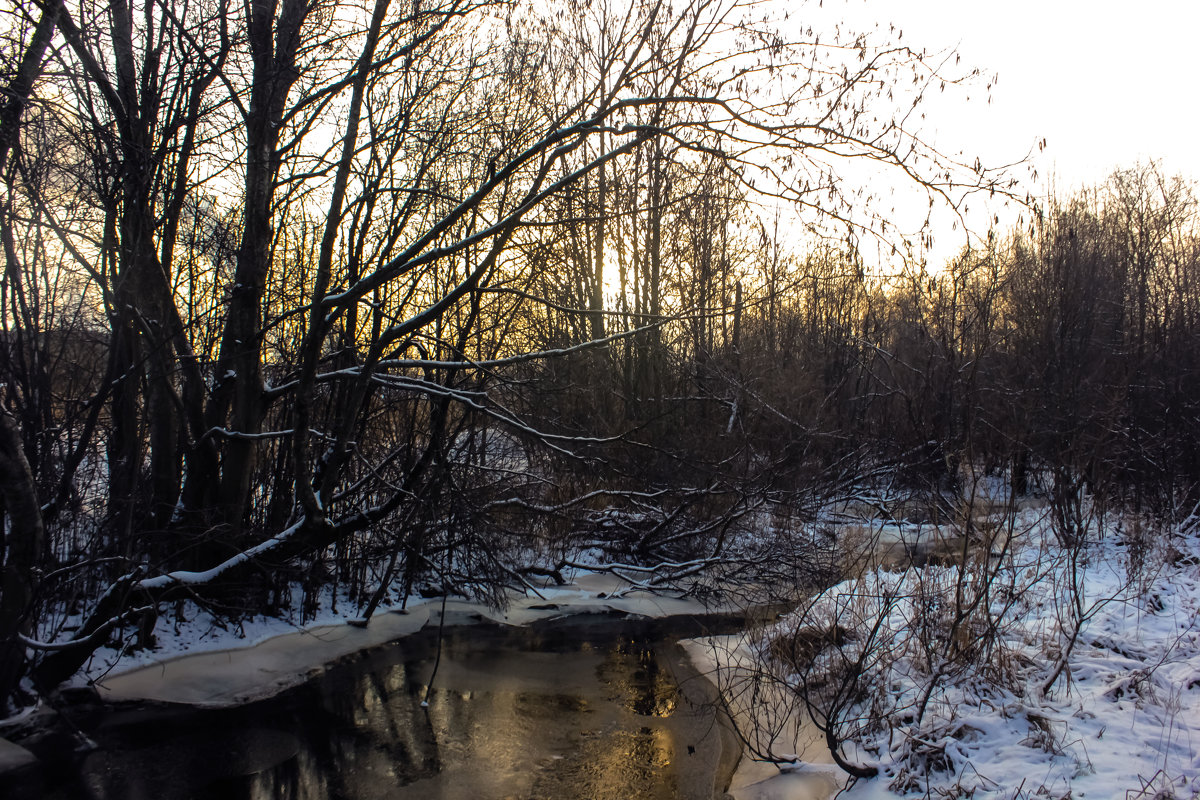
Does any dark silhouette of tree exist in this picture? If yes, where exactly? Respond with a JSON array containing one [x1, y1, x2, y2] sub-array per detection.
[[0, 0, 1026, 705]]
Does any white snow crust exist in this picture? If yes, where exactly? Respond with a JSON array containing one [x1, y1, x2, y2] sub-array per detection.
[[80, 571, 731, 707], [694, 510, 1200, 800]]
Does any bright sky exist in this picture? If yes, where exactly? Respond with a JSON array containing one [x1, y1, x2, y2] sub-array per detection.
[[871, 0, 1200, 191], [795, 0, 1200, 267]]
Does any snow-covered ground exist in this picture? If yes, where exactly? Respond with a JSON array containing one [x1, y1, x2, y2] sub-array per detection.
[[36, 502, 1200, 800], [701, 508, 1200, 800]]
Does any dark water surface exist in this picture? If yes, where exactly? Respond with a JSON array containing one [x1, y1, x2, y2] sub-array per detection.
[[29, 612, 746, 800]]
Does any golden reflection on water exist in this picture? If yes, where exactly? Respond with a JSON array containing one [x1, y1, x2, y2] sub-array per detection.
[[600, 637, 680, 717], [69, 624, 731, 800]]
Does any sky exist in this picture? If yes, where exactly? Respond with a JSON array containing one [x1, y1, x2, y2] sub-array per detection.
[[798, 0, 1200, 266], [874, 0, 1200, 190]]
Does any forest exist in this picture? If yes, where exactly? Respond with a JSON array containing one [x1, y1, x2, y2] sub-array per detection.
[[1, 3, 1199, 789]]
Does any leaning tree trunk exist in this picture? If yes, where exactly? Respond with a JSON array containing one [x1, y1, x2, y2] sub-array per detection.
[[0, 402, 45, 710]]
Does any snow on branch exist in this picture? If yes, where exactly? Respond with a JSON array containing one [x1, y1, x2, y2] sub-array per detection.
[[137, 520, 305, 590]]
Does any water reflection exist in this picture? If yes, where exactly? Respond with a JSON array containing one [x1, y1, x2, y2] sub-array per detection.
[[37, 614, 744, 800], [599, 636, 680, 717]]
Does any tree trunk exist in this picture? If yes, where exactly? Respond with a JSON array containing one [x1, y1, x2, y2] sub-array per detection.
[[191, 0, 309, 539], [0, 4, 58, 706], [590, 135, 607, 341], [0, 0, 60, 173], [0, 402, 44, 709]]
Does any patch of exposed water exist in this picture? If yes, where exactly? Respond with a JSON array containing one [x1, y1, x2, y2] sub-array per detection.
[[24, 613, 746, 800]]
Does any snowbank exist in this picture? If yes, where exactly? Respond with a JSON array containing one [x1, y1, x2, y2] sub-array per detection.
[[87, 571, 731, 707], [682, 636, 845, 800], [698, 511, 1200, 800], [66, 509, 1200, 800], [0, 737, 36, 772], [95, 606, 432, 706]]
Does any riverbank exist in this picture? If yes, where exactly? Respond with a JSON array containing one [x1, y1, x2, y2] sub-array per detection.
[[683, 636, 846, 800], [79, 572, 731, 706], [7, 605, 752, 800], [691, 510, 1200, 800], [1, 570, 750, 793], [15, 507, 1193, 800]]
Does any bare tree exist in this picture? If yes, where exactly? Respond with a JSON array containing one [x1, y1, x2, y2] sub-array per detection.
[[1, 0, 1024, 702]]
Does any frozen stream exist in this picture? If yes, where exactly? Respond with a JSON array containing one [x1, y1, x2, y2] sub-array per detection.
[[28, 612, 748, 800]]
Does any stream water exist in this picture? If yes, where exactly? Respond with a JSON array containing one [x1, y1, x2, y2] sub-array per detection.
[[25, 611, 748, 800]]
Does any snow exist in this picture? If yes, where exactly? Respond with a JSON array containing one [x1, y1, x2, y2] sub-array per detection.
[[95, 607, 432, 706], [692, 510, 1200, 800], [683, 636, 844, 800], [80, 571, 733, 707], [137, 521, 304, 590], [0, 737, 36, 772], [51, 505, 1200, 800]]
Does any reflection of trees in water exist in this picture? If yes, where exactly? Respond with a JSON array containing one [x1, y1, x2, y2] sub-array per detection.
[[598, 636, 679, 718], [217, 661, 449, 800], [58, 725, 306, 800], [333, 661, 444, 790], [42, 618, 742, 800], [239, 751, 320, 800], [357, 664, 444, 782]]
